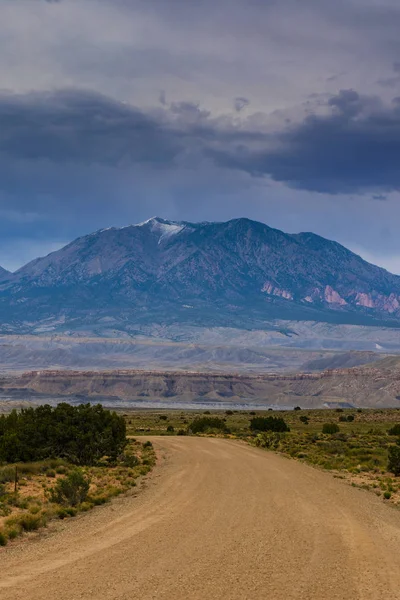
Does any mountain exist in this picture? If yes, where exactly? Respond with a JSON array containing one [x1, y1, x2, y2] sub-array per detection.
[[0, 266, 11, 282], [1, 216, 400, 335]]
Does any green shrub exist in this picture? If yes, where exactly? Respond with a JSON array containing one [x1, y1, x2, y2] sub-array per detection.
[[50, 469, 90, 507], [119, 454, 139, 467], [29, 504, 41, 515], [384, 491, 392, 500], [177, 429, 186, 436], [6, 527, 20, 540], [9, 513, 44, 532], [299, 415, 309, 425], [322, 423, 340, 435], [0, 466, 15, 484], [249, 416, 289, 433], [388, 424, 400, 436], [0, 404, 126, 466], [388, 445, 400, 476], [91, 495, 108, 506], [0, 502, 11, 517], [225, 410, 234, 416], [166, 425, 175, 433], [159, 415, 168, 421], [0, 531, 7, 546], [188, 417, 227, 434], [143, 441, 153, 448], [255, 432, 285, 449], [56, 508, 69, 520], [79, 501, 93, 512]]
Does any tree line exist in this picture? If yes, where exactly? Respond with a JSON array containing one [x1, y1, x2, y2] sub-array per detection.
[[0, 403, 126, 465]]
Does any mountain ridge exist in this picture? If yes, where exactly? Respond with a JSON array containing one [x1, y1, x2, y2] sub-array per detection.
[[0, 216, 400, 335], [1, 360, 400, 408]]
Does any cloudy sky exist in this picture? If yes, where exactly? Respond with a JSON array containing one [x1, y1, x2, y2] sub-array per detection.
[[1, 0, 400, 272]]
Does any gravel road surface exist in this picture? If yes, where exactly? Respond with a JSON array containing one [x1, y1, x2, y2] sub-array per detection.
[[1, 437, 400, 599]]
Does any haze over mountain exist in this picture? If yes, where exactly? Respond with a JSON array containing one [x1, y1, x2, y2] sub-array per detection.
[[0, 217, 399, 337]]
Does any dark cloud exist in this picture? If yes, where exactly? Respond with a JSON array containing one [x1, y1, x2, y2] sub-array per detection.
[[0, 90, 182, 166], [0, 89, 261, 173], [169, 101, 211, 122], [377, 76, 400, 88], [0, 89, 262, 247], [234, 97, 250, 112], [210, 90, 400, 194], [378, 63, 400, 88], [3, 0, 400, 271], [2, 87, 400, 205], [327, 89, 362, 115]]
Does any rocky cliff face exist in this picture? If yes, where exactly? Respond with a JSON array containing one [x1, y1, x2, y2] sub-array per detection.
[[1, 361, 400, 408], [1, 217, 400, 333]]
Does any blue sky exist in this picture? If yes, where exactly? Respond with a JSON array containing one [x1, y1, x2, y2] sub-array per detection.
[[1, 0, 400, 272]]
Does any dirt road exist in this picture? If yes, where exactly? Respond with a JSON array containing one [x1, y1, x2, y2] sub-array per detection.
[[2, 437, 400, 599]]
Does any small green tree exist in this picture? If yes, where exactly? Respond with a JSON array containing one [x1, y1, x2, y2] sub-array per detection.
[[388, 445, 400, 476], [388, 424, 400, 436], [299, 415, 309, 425], [50, 469, 90, 507], [188, 417, 227, 434], [249, 416, 289, 433], [322, 423, 340, 434], [0, 403, 126, 465]]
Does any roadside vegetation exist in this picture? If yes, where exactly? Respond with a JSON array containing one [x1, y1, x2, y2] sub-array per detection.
[[0, 405, 156, 547], [125, 407, 400, 507]]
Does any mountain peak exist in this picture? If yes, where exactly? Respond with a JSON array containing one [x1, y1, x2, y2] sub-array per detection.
[[0, 266, 11, 281], [5, 216, 400, 333], [135, 216, 186, 243], [136, 216, 172, 226]]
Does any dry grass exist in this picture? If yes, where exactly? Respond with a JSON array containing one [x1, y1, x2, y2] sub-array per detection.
[[123, 407, 400, 506], [0, 439, 156, 547]]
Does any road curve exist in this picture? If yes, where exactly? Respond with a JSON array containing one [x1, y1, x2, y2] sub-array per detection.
[[2, 437, 400, 599]]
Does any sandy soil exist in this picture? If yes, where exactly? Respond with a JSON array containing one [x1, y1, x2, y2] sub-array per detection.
[[1, 437, 400, 599]]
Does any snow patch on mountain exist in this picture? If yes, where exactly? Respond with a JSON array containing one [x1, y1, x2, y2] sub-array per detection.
[[136, 217, 185, 244]]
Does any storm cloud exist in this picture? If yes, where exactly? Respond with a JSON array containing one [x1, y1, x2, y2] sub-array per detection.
[[211, 90, 400, 194], [2, 0, 400, 271], [2, 88, 400, 196], [0, 90, 182, 166]]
